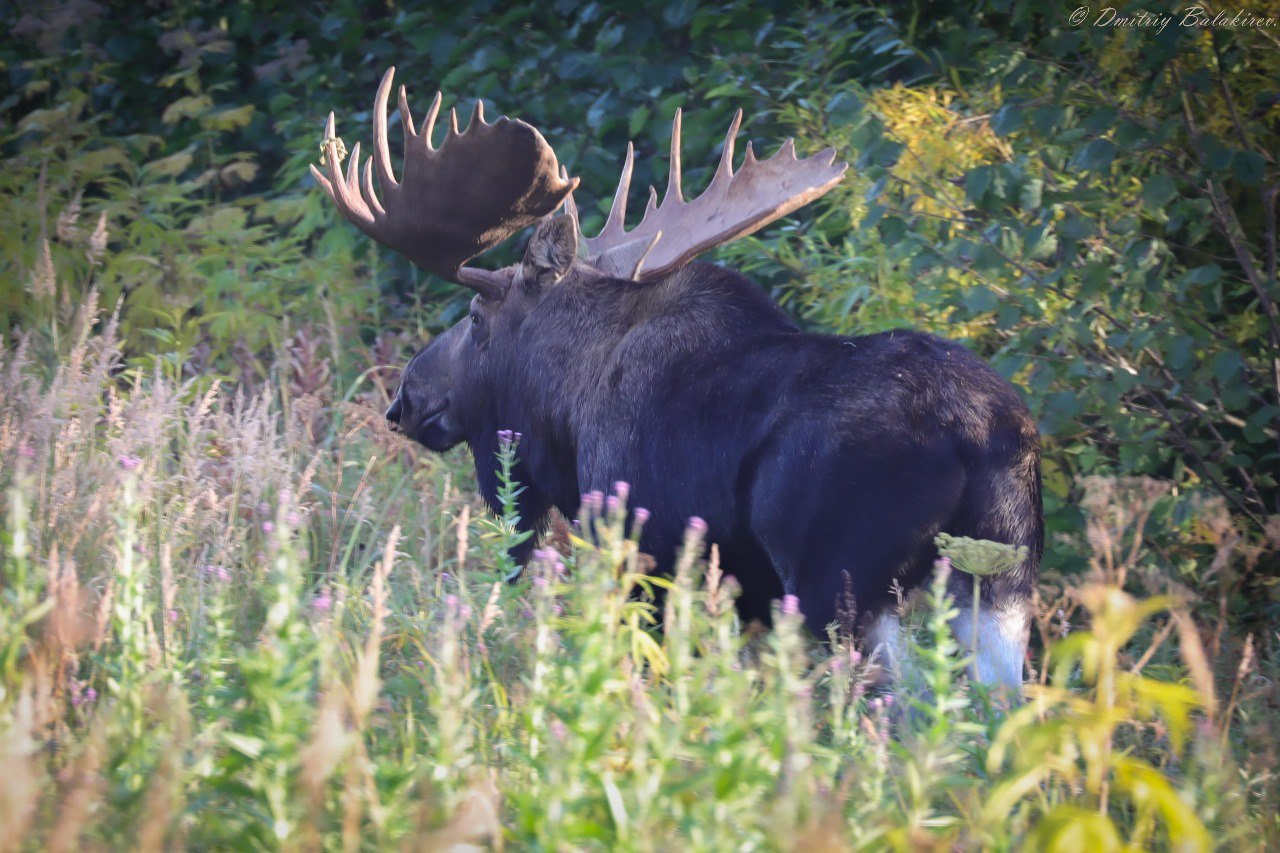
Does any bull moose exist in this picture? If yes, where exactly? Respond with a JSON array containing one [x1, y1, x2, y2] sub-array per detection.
[[311, 68, 1043, 688]]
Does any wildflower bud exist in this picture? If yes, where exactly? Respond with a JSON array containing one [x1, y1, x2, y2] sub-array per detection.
[[613, 481, 630, 502], [533, 576, 549, 588], [882, 694, 895, 707], [262, 521, 275, 534], [633, 507, 650, 524], [605, 495, 620, 514], [460, 604, 472, 620], [781, 594, 801, 616], [687, 516, 707, 534], [216, 567, 230, 582], [477, 641, 488, 654], [830, 655, 844, 673], [552, 604, 563, 616], [554, 561, 566, 576], [445, 594, 459, 610], [117, 454, 141, 471], [869, 697, 883, 712], [18, 444, 36, 459], [85, 688, 97, 703], [441, 572, 452, 583], [286, 511, 301, 527], [521, 607, 534, 619], [257, 501, 270, 515], [848, 649, 862, 666], [167, 609, 178, 623], [550, 719, 568, 741], [513, 432, 523, 442], [314, 591, 332, 612]]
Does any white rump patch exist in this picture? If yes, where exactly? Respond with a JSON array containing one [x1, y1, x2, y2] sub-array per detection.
[[950, 602, 1030, 689]]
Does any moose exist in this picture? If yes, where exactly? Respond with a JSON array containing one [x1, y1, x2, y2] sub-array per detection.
[[312, 68, 1043, 687]]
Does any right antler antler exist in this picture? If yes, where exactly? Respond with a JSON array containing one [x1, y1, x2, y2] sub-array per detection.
[[311, 67, 578, 299], [567, 109, 847, 281]]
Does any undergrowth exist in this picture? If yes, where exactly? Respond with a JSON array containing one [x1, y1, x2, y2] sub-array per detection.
[[0, 299, 1276, 851]]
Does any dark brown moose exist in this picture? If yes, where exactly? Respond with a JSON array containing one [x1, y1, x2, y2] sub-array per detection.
[[312, 68, 1043, 687]]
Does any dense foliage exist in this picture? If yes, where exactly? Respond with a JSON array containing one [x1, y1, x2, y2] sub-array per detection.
[[1, 0, 1278, 848]]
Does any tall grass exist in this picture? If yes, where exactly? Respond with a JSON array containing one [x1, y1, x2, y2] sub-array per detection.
[[0, 299, 1276, 850]]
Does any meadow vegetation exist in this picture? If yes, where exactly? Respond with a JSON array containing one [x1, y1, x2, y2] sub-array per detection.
[[2, 1, 1278, 849]]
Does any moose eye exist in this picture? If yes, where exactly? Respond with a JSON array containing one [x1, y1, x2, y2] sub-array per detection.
[[470, 313, 480, 326]]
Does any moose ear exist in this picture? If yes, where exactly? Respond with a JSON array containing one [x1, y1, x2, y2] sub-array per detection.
[[521, 215, 578, 291]]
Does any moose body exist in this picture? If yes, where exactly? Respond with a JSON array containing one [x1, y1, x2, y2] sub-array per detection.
[[316, 68, 1042, 687]]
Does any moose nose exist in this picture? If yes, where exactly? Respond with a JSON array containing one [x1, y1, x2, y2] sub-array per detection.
[[385, 398, 403, 432]]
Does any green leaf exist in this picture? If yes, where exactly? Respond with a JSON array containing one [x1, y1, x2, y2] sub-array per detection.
[[1142, 175, 1177, 209], [1071, 139, 1116, 172], [877, 215, 907, 246], [1232, 150, 1266, 186], [991, 104, 1023, 136]]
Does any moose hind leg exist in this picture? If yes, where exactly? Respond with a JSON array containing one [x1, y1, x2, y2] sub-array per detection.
[[949, 599, 1030, 689]]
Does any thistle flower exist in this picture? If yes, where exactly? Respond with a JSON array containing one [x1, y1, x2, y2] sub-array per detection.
[[313, 589, 332, 612]]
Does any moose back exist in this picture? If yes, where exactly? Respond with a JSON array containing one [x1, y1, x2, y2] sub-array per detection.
[[313, 68, 1043, 687]]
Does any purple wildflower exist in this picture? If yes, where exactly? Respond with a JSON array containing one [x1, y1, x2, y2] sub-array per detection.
[[687, 516, 707, 535], [605, 495, 620, 514], [781, 594, 801, 616], [533, 576, 549, 588], [633, 507, 650, 524], [216, 566, 230, 582], [167, 609, 178, 623], [117, 454, 141, 471], [613, 481, 630, 502], [314, 590, 333, 612], [261, 520, 275, 534], [17, 444, 35, 459], [550, 719, 568, 741]]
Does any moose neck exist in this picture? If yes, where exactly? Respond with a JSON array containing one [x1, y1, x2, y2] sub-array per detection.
[[465, 262, 800, 521]]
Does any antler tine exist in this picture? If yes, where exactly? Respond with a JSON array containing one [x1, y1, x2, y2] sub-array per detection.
[[593, 142, 634, 244], [373, 68, 399, 194], [420, 91, 443, 148], [559, 165, 581, 226], [665, 109, 683, 204], [448, 108, 460, 138], [467, 100, 485, 132], [715, 110, 743, 180], [362, 157, 385, 217]]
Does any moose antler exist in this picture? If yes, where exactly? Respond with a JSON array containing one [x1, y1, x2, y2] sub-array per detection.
[[311, 67, 578, 298], [567, 110, 847, 281]]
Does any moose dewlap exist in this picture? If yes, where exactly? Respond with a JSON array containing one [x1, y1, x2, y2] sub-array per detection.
[[312, 67, 1043, 688]]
